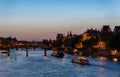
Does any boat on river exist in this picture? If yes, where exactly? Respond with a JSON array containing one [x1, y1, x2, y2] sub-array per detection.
[[0, 50, 9, 54], [51, 51, 65, 58], [72, 55, 90, 65]]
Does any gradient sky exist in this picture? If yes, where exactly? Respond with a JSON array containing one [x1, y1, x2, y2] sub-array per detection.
[[0, 0, 120, 41]]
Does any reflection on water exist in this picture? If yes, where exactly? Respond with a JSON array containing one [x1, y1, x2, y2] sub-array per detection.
[[7, 56, 10, 60], [97, 56, 119, 63], [62, 57, 66, 61], [15, 57, 17, 60], [0, 49, 120, 77], [26, 50, 29, 57], [43, 56, 47, 59], [99, 67, 105, 72], [98, 57, 107, 61]]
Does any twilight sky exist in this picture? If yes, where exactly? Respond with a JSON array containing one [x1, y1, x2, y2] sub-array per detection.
[[0, 0, 120, 41]]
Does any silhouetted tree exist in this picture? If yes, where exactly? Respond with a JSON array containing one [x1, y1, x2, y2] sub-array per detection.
[[82, 35, 99, 49], [110, 32, 120, 51], [53, 39, 63, 47], [42, 39, 49, 47], [100, 32, 113, 49]]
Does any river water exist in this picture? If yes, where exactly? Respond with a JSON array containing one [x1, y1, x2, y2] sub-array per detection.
[[0, 49, 120, 77]]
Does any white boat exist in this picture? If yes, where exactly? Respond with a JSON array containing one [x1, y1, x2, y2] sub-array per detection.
[[72, 55, 90, 65]]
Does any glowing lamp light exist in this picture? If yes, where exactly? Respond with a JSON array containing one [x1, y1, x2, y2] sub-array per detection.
[[73, 49, 78, 53], [113, 58, 118, 62]]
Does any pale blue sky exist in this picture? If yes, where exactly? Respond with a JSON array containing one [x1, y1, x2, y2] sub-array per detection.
[[0, 0, 120, 40]]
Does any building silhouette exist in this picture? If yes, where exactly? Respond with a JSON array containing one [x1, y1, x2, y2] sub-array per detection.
[[114, 26, 120, 33], [56, 33, 64, 40], [101, 25, 112, 33]]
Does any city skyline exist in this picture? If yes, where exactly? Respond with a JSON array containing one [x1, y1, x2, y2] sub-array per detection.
[[0, 0, 120, 41]]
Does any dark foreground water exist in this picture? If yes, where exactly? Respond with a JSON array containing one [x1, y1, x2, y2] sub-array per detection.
[[0, 49, 120, 77]]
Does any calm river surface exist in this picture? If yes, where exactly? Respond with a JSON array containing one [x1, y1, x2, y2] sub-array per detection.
[[0, 49, 120, 77]]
